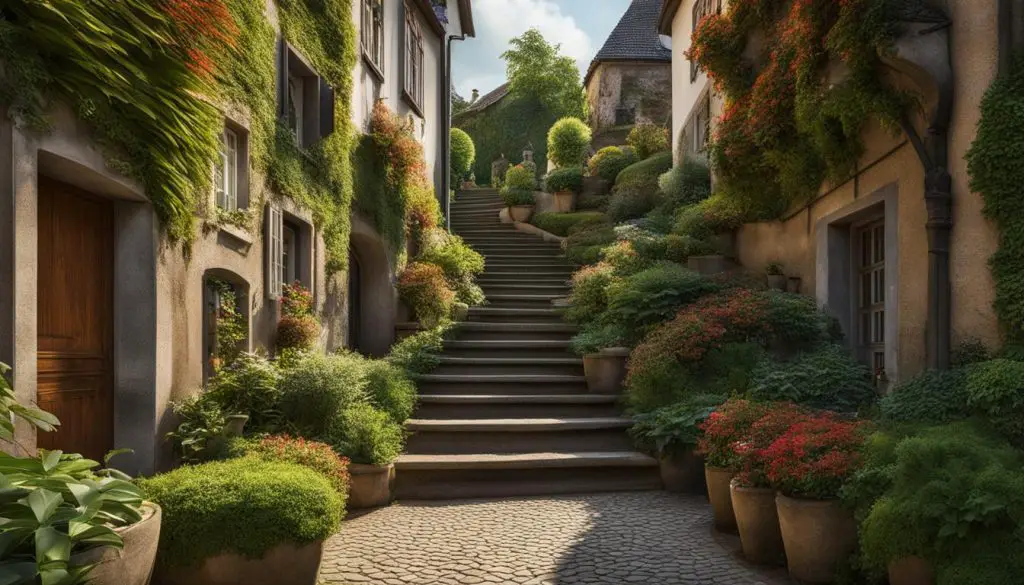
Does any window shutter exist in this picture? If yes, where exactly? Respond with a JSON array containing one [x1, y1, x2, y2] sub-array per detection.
[[320, 82, 335, 139], [266, 206, 283, 299], [276, 39, 290, 120]]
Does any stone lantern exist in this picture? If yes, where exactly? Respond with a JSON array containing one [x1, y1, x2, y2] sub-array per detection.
[[522, 142, 534, 164]]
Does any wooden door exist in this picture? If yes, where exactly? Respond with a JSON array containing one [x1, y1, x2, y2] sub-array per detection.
[[36, 177, 114, 460]]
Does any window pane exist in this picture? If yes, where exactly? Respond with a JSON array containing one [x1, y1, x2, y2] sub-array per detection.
[[860, 272, 871, 308], [873, 310, 885, 343], [861, 312, 870, 345], [874, 225, 885, 263], [873, 268, 884, 304], [860, 229, 871, 267]]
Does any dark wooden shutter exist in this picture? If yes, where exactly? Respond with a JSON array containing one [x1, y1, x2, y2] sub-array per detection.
[[276, 38, 289, 120], [320, 82, 336, 139]]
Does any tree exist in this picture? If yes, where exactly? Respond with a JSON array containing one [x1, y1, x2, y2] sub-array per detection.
[[450, 128, 475, 182], [501, 29, 586, 120]]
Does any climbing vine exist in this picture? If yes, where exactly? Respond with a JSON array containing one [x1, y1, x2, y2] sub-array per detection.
[[0, 0, 358, 271], [207, 278, 247, 370], [966, 54, 1024, 343], [688, 0, 908, 214]]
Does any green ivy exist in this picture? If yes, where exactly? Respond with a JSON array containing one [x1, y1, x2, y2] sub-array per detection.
[[966, 54, 1024, 342]]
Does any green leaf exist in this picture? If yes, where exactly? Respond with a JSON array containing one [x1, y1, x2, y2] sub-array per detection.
[[34, 525, 71, 566], [26, 489, 63, 524], [0, 561, 37, 585], [40, 451, 62, 473]]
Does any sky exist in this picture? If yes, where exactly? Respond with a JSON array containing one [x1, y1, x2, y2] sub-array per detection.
[[452, 0, 633, 100]]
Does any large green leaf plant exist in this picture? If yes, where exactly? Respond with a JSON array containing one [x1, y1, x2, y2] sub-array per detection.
[[0, 362, 145, 585]]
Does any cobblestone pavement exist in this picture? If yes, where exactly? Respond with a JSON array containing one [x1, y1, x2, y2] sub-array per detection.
[[320, 492, 793, 585]]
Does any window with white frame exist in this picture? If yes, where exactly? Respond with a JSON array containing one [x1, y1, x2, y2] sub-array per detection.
[[857, 220, 886, 376], [266, 207, 311, 300], [403, 3, 424, 112], [690, 0, 723, 82], [214, 128, 239, 211], [266, 206, 284, 299], [362, 0, 384, 75]]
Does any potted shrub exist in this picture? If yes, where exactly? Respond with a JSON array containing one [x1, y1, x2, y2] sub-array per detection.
[[582, 347, 630, 393], [544, 166, 584, 213], [766, 262, 787, 291], [142, 458, 341, 585], [730, 402, 812, 566], [547, 117, 592, 168], [328, 402, 404, 509], [696, 399, 773, 532], [501, 164, 538, 222], [1, 363, 159, 585], [765, 412, 871, 584], [629, 395, 725, 494]]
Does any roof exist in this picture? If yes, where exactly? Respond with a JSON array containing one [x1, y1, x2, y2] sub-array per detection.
[[585, 0, 672, 85], [457, 0, 475, 37], [453, 82, 510, 121]]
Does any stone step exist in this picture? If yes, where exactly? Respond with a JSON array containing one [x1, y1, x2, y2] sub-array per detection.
[[394, 468, 663, 500], [482, 254, 568, 263], [430, 356, 583, 376], [441, 339, 574, 359], [404, 417, 635, 454], [483, 266, 575, 275], [479, 284, 571, 295], [452, 321, 576, 341], [414, 394, 616, 419], [476, 275, 571, 284], [467, 307, 563, 322]]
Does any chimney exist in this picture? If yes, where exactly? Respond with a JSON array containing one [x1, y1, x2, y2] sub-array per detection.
[[471, 89, 479, 103]]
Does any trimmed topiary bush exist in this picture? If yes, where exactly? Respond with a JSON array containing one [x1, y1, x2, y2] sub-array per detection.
[[627, 122, 670, 160], [363, 360, 417, 423], [278, 352, 368, 438], [544, 166, 584, 193], [588, 146, 637, 182], [965, 358, 1024, 446], [228, 434, 351, 499], [658, 157, 712, 211], [532, 211, 607, 237], [547, 117, 592, 167], [750, 345, 877, 412], [327, 402, 404, 465], [141, 458, 342, 569], [397, 262, 457, 326], [500, 187, 536, 207], [880, 368, 971, 424], [614, 150, 674, 187], [608, 151, 674, 221], [504, 164, 536, 191], [450, 128, 476, 182]]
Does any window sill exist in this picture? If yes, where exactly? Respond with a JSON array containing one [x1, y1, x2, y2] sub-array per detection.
[[402, 90, 424, 118], [218, 222, 254, 247], [362, 51, 385, 84]]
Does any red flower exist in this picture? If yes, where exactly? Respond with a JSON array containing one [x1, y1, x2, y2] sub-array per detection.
[[761, 413, 872, 499]]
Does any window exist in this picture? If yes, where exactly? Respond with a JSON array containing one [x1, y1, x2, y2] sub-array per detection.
[[266, 206, 284, 299], [403, 4, 424, 113], [857, 220, 886, 376], [282, 222, 299, 288], [692, 94, 710, 154], [214, 128, 239, 211], [362, 0, 384, 76], [690, 0, 723, 82], [266, 207, 311, 300], [277, 41, 336, 148]]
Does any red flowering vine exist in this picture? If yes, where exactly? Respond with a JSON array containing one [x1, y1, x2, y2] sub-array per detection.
[[161, 0, 238, 81]]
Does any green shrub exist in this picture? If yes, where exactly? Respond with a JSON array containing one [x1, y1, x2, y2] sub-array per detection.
[[228, 434, 351, 498], [965, 358, 1024, 445], [566, 262, 617, 325], [602, 240, 653, 277], [500, 187, 536, 207], [626, 122, 670, 160], [388, 322, 453, 375], [588, 146, 637, 182], [576, 192, 610, 211], [762, 291, 842, 349], [544, 166, 584, 193], [604, 262, 720, 342], [952, 338, 992, 367], [532, 211, 607, 237], [565, 222, 617, 265], [880, 368, 971, 424], [664, 234, 717, 262], [166, 392, 227, 463], [363, 360, 417, 423], [418, 232, 485, 306], [327, 402, 404, 465], [691, 342, 766, 397], [570, 322, 628, 355], [629, 394, 726, 454], [278, 352, 368, 438], [751, 345, 877, 412], [673, 194, 747, 239], [275, 315, 320, 351], [141, 458, 342, 569], [205, 352, 282, 433], [397, 262, 457, 326], [504, 164, 536, 191], [658, 157, 712, 210], [608, 186, 665, 222], [547, 117, 592, 167], [615, 151, 674, 187], [566, 243, 609, 266], [450, 128, 476, 181]]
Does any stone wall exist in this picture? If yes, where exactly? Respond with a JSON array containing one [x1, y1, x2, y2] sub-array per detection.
[[587, 62, 672, 134]]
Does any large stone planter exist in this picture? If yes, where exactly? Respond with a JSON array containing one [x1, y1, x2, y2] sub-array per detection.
[[776, 494, 857, 584], [73, 502, 161, 585], [730, 481, 785, 566], [155, 540, 324, 585], [659, 451, 705, 494], [889, 557, 935, 585], [582, 347, 629, 394], [553, 191, 575, 213], [349, 463, 393, 509], [705, 467, 737, 532], [509, 205, 535, 223]]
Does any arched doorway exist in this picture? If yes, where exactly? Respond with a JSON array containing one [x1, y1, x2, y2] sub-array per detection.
[[348, 216, 398, 357]]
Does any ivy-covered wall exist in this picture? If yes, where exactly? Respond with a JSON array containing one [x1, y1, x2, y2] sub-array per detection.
[[456, 95, 554, 186]]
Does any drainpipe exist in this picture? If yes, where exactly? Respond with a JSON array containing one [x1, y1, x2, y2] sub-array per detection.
[[442, 33, 467, 231]]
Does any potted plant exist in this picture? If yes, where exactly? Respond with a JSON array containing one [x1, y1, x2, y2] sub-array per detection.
[[1, 362, 159, 585], [696, 399, 773, 532], [629, 396, 725, 494], [766, 262, 787, 290], [582, 347, 630, 393], [330, 403, 404, 509], [544, 166, 583, 213], [730, 402, 811, 566], [765, 412, 871, 584], [500, 164, 537, 223]]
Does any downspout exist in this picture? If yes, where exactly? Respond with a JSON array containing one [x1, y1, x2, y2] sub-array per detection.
[[442, 33, 467, 231]]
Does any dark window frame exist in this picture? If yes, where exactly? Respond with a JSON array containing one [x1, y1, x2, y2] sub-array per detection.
[[361, 0, 385, 81], [403, 3, 425, 116]]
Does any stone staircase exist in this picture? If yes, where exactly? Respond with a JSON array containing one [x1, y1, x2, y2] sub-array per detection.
[[394, 189, 661, 500]]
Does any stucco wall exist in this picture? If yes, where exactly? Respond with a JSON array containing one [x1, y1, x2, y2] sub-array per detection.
[[586, 62, 673, 133], [670, 1, 726, 163]]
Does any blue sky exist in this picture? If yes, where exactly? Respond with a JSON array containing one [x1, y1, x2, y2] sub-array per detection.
[[452, 0, 633, 99]]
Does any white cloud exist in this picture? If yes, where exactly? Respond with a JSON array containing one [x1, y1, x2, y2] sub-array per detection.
[[455, 0, 592, 97]]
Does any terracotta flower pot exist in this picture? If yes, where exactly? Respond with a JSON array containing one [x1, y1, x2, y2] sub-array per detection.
[[509, 205, 534, 223], [73, 502, 161, 585], [730, 481, 785, 566], [659, 451, 706, 494], [348, 463, 394, 509], [154, 540, 324, 585], [776, 494, 857, 584], [704, 466, 737, 532], [766, 274, 787, 291], [582, 347, 629, 394], [889, 556, 935, 585], [553, 191, 576, 212]]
